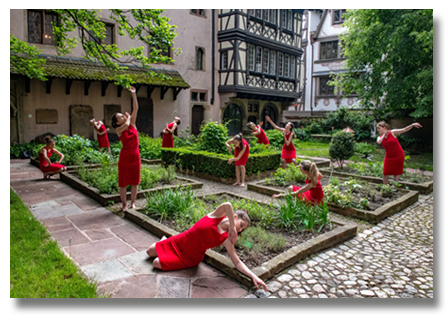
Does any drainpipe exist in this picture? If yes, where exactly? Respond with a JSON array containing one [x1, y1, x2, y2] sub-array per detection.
[[211, 9, 215, 105], [310, 36, 314, 113]]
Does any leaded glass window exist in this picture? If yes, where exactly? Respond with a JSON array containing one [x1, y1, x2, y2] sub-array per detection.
[[284, 55, 289, 78], [28, 10, 57, 45], [248, 44, 255, 71], [270, 50, 276, 75], [263, 49, 269, 74], [279, 53, 284, 76], [256, 47, 262, 72]]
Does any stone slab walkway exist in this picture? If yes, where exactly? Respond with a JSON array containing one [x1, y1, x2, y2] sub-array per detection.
[[10, 159, 433, 298]]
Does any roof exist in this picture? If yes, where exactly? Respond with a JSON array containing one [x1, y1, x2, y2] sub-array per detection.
[[10, 55, 190, 88]]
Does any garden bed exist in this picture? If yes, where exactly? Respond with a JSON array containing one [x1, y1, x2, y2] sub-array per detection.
[[59, 167, 202, 206], [30, 157, 161, 172], [320, 164, 433, 195], [247, 176, 419, 224], [124, 191, 357, 288]]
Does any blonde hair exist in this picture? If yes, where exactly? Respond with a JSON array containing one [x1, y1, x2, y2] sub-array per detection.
[[300, 160, 319, 187], [377, 121, 390, 130]]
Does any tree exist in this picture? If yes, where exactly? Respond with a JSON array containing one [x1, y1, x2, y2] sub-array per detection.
[[329, 131, 356, 169], [332, 9, 433, 120], [10, 9, 179, 88]]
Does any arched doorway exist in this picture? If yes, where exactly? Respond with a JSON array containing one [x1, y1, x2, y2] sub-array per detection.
[[223, 103, 243, 135], [191, 105, 204, 136], [261, 105, 277, 130]]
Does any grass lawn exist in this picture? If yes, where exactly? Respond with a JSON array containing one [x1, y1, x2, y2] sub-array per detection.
[[10, 188, 101, 298], [295, 140, 433, 171]]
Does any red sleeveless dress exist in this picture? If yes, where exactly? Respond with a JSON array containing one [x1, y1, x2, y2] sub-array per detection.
[[38, 147, 66, 173], [97, 124, 110, 149], [162, 122, 175, 148], [381, 133, 405, 176], [282, 131, 296, 163], [292, 177, 324, 205], [253, 126, 270, 146], [234, 139, 250, 166], [118, 124, 141, 187], [155, 215, 228, 271]]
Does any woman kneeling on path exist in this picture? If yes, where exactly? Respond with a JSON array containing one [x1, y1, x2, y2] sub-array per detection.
[[38, 136, 67, 179], [146, 202, 267, 290], [273, 160, 324, 205], [225, 133, 250, 187], [111, 86, 140, 211]]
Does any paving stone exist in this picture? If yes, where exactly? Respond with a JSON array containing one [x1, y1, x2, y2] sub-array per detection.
[[244, 294, 257, 298], [97, 275, 158, 298], [254, 289, 269, 298], [266, 281, 282, 293], [158, 276, 190, 298], [313, 284, 325, 293], [293, 288, 306, 295], [32, 203, 84, 219], [296, 264, 308, 271], [190, 276, 247, 298], [81, 259, 134, 283], [277, 274, 293, 283], [84, 229, 114, 241], [52, 228, 90, 247], [67, 208, 123, 230], [301, 271, 313, 280], [360, 290, 375, 297]]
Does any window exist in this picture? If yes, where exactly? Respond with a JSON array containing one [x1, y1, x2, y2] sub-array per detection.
[[263, 9, 269, 21], [290, 56, 296, 78], [248, 103, 259, 113], [223, 104, 243, 135], [191, 92, 198, 101], [196, 48, 204, 70], [263, 49, 269, 74], [261, 105, 277, 130], [28, 10, 58, 45], [248, 44, 255, 71], [287, 10, 292, 30], [255, 9, 262, 18], [281, 10, 287, 28], [87, 23, 114, 45], [269, 10, 276, 24], [270, 50, 276, 75], [248, 9, 255, 16], [333, 9, 347, 24], [191, 9, 205, 17], [255, 47, 262, 72], [199, 92, 206, 102], [191, 90, 207, 102], [221, 51, 228, 70], [320, 41, 339, 60], [284, 55, 289, 78], [319, 76, 334, 95], [279, 53, 284, 77]]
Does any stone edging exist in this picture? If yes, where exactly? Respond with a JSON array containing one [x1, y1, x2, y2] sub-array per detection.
[[29, 157, 162, 172], [59, 170, 203, 206], [247, 179, 419, 224], [319, 168, 433, 195], [124, 191, 357, 288]]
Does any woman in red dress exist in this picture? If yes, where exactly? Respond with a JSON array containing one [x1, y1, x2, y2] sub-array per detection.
[[146, 202, 267, 291], [265, 115, 296, 169], [247, 121, 270, 147], [225, 133, 250, 187], [376, 121, 422, 184], [111, 86, 140, 211], [162, 117, 181, 148], [38, 136, 67, 179], [272, 160, 324, 205], [90, 118, 111, 154]]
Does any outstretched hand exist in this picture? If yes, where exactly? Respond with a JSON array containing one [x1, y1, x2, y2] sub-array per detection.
[[130, 86, 136, 93], [412, 123, 423, 128], [253, 277, 267, 291], [227, 158, 234, 165], [265, 116, 271, 122]]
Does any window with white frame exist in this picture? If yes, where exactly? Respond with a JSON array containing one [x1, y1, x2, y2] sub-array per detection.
[[287, 10, 292, 30], [255, 9, 262, 18], [270, 10, 276, 24], [248, 44, 255, 71], [221, 51, 228, 70], [290, 56, 295, 78], [255, 47, 262, 72], [279, 53, 284, 76], [281, 10, 287, 28], [263, 49, 269, 74], [284, 55, 289, 78], [262, 9, 269, 21], [270, 50, 276, 75]]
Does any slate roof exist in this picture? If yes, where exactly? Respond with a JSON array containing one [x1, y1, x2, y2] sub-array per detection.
[[10, 55, 190, 88]]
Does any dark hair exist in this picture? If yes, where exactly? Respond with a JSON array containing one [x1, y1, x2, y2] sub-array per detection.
[[377, 121, 390, 130], [286, 122, 295, 130], [232, 133, 244, 149], [235, 209, 250, 236], [111, 114, 119, 128], [176, 118, 181, 125], [45, 136, 55, 145]]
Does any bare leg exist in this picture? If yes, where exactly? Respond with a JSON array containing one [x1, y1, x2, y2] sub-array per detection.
[[240, 165, 246, 187], [282, 159, 286, 169], [393, 175, 400, 182], [106, 147, 111, 155], [292, 159, 297, 166], [383, 175, 389, 185], [130, 185, 138, 208], [146, 242, 157, 257], [120, 186, 128, 211], [153, 258, 162, 269], [233, 166, 241, 185]]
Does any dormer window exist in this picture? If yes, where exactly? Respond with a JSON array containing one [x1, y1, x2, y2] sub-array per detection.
[[333, 9, 347, 24]]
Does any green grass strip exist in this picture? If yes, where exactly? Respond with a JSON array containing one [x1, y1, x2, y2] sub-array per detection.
[[10, 188, 101, 298]]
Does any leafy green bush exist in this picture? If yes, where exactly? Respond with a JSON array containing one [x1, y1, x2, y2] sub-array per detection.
[[343, 110, 374, 140], [265, 129, 285, 150], [139, 134, 162, 160], [197, 120, 229, 154], [10, 141, 41, 158], [267, 164, 307, 187], [162, 147, 281, 179], [174, 126, 199, 148], [293, 128, 311, 141], [355, 142, 377, 157], [329, 131, 356, 168], [235, 226, 286, 253], [310, 122, 323, 134]]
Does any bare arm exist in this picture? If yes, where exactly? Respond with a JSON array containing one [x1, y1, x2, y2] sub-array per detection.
[[115, 113, 131, 137], [391, 123, 422, 136], [273, 182, 312, 198], [129, 87, 138, 127], [225, 139, 234, 154], [97, 128, 109, 136], [266, 116, 284, 132], [223, 239, 267, 291], [209, 202, 238, 244], [168, 123, 178, 134], [252, 126, 261, 136], [233, 144, 247, 161], [377, 131, 388, 145], [284, 132, 294, 146], [40, 148, 52, 166], [52, 148, 64, 164]]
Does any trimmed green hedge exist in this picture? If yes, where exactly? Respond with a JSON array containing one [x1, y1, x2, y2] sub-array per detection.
[[162, 147, 282, 179]]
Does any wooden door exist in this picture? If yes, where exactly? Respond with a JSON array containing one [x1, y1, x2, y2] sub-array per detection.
[[70, 105, 94, 140], [135, 98, 153, 137], [191, 105, 204, 136]]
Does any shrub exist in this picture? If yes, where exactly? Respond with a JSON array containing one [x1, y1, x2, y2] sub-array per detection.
[[10, 141, 40, 158], [343, 110, 374, 140], [235, 226, 286, 253], [197, 120, 229, 154], [174, 126, 199, 148], [265, 129, 285, 150], [139, 134, 162, 160], [355, 142, 376, 157], [309, 122, 322, 134], [293, 128, 311, 141], [269, 164, 307, 187], [329, 131, 356, 168]]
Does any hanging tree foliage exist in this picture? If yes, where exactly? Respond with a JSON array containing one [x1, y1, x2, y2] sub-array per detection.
[[332, 9, 433, 120], [10, 9, 179, 88]]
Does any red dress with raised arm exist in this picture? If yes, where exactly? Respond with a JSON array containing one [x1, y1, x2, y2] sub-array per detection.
[[118, 124, 141, 187], [162, 122, 175, 148], [155, 215, 228, 271], [38, 147, 66, 173], [97, 123, 110, 149], [282, 131, 296, 164], [381, 133, 405, 176]]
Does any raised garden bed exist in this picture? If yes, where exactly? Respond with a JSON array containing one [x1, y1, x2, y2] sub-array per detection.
[[124, 191, 357, 288], [30, 157, 161, 172], [247, 176, 419, 224], [320, 165, 433, 195], [59, 166, 202, 206]]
